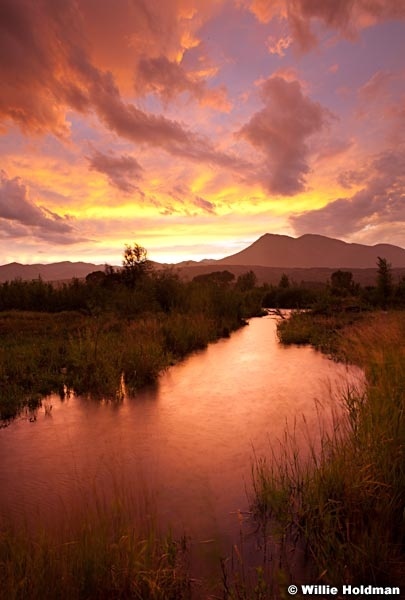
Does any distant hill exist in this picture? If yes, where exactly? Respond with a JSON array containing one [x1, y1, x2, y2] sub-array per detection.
[[217, 234, 405, 269], [0, 261, 105, 283], [2, 234, 405, 284]]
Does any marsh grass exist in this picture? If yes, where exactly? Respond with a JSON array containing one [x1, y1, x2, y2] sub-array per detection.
[[0, 309, 247, 422], [0, 486, 191, 600], [277, 310, 363, 357], [250, 311, 405, 588]]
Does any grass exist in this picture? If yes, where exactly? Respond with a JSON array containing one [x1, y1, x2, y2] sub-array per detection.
[[250, 310, 405, 587], [0, 489, 191, 600], [4, 306, 403, 595], [0, 309, 247, 422], [276, 309, 364, 357]]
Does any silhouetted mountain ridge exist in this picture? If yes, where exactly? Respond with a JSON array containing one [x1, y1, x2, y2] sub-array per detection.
[[0, 261, 105, 282], [1, 234, 405, 282], [217, 233, 405, 268]]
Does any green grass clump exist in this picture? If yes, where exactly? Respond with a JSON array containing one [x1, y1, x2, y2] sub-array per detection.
[[252, 311, 405, 586]]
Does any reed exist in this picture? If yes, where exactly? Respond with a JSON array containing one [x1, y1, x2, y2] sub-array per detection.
[[251, 310, 405, 587], [0, 488, 191, 600], [0, 307, 250, 422], [276, 310, 363, 356]]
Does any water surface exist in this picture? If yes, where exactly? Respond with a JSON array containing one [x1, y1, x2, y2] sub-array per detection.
[[0, 316, 362, 547]]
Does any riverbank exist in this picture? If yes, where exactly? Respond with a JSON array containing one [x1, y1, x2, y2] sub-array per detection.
[[253, 309, 405, 587], [1, 313, 359, 599], [0, 307, 253, 423]]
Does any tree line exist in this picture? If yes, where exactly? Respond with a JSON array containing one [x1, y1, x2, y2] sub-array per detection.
[[262, 257, 405, 311], [0, 244, 265, 324], [0, 246, 404, 315]]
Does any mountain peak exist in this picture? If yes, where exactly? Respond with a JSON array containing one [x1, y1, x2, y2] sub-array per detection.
[[218, 234, 405, 268]]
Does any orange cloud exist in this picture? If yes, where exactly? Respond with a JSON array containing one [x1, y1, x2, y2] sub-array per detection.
[[244, 0, 405, 50], [0, 0, 236, 167], [266, 34, 292, 56]]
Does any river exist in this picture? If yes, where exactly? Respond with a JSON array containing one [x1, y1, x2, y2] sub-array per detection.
[[0, 315, 362, 564]]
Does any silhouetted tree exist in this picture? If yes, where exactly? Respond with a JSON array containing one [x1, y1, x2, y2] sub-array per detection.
[[122, 243, 151, 288], [278, 273, 290, 289], [86, 270, 106, 285], [193, 270, 235, 286], [236, 270, 257, 291], [377, 257, 393, 308], [330, 270, 356, 296]]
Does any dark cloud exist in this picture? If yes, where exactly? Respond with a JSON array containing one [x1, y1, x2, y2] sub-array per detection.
[[291, 147, 405, 238], [134, 55, 230, 111], [0, 171, 82, 242], [87, 150, 143, 193], [238, 76, 330, 195]]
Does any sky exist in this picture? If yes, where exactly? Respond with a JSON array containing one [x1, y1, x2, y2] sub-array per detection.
[[1, 0, 405, 265]]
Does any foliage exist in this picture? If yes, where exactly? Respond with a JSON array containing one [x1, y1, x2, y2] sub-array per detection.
[[122, 243, 151, 288], [0, 245, 267, 422], [376, 256, 393, 308], [278, 273, 290, 289], [0, 491, 191, 600], [262, 283, 318, 309], [235, 270, 257, 291], [277, 310, 364, 356], [253, 311, 405, 587], [330, 270, 358, 296], [192, 270, 235, 286]]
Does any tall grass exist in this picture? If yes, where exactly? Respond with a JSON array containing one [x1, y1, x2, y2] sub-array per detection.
[[0, 488, 191, 600], [0, 308, 248, 422], [251, 311, 405, 587]]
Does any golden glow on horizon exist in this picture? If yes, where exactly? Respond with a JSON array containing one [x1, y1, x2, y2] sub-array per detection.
[[1, 0, 404, 263]]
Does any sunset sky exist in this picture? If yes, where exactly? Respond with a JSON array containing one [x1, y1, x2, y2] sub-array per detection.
[[1, 0, 405, 265]]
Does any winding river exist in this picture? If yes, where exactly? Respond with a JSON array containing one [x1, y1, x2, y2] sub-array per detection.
[[0, 315, 362, 553]]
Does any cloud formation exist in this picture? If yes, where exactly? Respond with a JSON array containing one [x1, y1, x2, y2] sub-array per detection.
[[193, 196, 216, 214], [0, 0, 238, 169], [245, 0, 405, 50], [87, 150, 143, 193], [359, 70, 394, 102], [266, 34, 292, 56], [1, 0, 405, 262], [0, 171, 78, 242], [239, 76, 330, 195], [291, 147, 405, 239], [134, 55, 231, 111]]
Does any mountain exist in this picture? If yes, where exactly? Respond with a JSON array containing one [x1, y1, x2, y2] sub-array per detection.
[[2, 234, 405, 284], [217, 234, 405, 269], [0, 261, 105, 283]]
